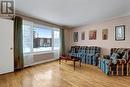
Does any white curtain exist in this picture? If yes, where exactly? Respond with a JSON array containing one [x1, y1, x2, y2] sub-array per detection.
[[23, 20, 34, 67], [53, 28, 60, 59]]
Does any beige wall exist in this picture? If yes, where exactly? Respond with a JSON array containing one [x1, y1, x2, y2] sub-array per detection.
[[64, 29, 71, 54], [69, 15, 130, 55]]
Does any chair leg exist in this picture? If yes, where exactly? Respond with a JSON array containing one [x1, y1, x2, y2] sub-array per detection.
[[122, 64, 124, 76], [111, 71, 114, 75], [110, 67, 112, 75], [127, 63, 129, 76], [116, 64, 119, 76], [110, 66, 113, 75]]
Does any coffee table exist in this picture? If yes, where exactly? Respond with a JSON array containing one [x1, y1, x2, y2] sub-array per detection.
[[59, 55, 82, 70]]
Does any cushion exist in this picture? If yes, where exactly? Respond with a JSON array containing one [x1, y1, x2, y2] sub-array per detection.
[[116, 49, 125, 58], [110, 53, 119, 59], [110, 53, 120, 64], [123, 51, 128, 60], [103, 55, 110, 59], [117, 53, 123, 59], [117, 49, 125, 54]]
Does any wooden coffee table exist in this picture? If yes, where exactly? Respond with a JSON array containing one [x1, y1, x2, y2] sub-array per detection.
[[59, 56, 82, 70]]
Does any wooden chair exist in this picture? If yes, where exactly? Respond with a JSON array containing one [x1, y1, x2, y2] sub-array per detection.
[[59, 55, 82, 70]]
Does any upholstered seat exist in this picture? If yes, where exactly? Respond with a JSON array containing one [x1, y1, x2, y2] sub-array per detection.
[[76, 46, 87, 63], [69, 46, 101, 66], [99, 48, 130, 75], [68, 46, 80, 57], [86, 46, 101, 65]]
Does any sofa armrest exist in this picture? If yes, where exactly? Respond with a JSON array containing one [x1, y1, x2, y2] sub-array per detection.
[[99, 57, 112, 65], [98, 55, 110, 60], [105, 59, 112, 65], [103, 55, 110, 59], [95, 53, 100, 57], [68, 50, 71, 52]]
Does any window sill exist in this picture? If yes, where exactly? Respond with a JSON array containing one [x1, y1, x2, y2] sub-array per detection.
[[33, 50, 60, 55], [33, 51, 54, 55], [23, 50, 60, 55]]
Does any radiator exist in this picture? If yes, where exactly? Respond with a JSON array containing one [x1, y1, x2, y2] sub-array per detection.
[[24, 51, 59, 67], [33, 52, 54, 63]]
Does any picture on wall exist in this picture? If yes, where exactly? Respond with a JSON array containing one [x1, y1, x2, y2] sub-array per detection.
[[89, 30, 97, 40], [102, 29, 108, 40], [81, 32, 85, 40], [73, 32, 78, 42], [115, 25, 125, 41]]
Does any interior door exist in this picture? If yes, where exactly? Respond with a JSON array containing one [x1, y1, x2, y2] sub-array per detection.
[[0, 18, 14, 74]]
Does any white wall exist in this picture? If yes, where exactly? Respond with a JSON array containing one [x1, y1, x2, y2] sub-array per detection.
[[70, 15, 130, 55]]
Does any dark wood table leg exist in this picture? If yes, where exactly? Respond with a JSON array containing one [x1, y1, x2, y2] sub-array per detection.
[[79, 59, 81, 67], [74, 59, 75, 70], [59, 58, 61, 64]]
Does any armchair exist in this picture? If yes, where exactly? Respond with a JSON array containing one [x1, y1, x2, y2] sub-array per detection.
[[99, 48, 130, 75]]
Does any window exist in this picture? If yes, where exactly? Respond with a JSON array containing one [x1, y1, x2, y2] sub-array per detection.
[[54, 30, 60, 50], [23, 20, 60, 53], [33, 27, 52, 52], [23, 24, 32, 53]]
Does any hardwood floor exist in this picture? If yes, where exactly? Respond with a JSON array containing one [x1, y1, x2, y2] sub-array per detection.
[[0, 61, 130, 87]]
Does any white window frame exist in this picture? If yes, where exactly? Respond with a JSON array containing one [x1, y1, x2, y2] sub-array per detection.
[[23, 20, 60, 54]]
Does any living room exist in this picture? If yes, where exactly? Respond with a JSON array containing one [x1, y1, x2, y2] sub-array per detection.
[[0, 0, 130, 87]]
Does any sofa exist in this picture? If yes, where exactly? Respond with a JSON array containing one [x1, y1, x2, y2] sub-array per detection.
[[68, 46, 101, 66], [68, 46, 80, 57], [76, 46, 88, 63], [86, 46, 101, 65], [99, 48, 130, 76]]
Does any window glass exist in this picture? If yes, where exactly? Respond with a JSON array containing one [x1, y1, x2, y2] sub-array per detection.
[[23, 21, 60, 53], [33, 27, 52, 52], [23, 25, 32, 53], [54, 30, 60, 50]]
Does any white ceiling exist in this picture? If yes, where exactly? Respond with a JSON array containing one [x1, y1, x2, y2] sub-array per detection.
[[15, 0, 130, 27]]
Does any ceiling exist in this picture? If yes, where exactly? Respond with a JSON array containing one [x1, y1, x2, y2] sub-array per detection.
[[15, 0, 130, 27]]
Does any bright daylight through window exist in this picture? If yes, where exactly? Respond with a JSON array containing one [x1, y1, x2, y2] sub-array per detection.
[[23, 20, 60, 53]]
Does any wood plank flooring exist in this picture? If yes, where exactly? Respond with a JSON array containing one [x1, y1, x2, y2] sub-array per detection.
[[0, 61, 130, 87]]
